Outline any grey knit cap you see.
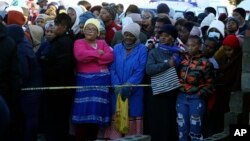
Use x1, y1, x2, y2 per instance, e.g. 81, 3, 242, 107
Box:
103, 5, 117, 20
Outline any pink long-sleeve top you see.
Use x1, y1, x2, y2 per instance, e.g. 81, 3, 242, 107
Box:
74, 39, 114, 73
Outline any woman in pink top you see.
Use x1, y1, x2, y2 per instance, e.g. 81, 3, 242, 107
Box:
72, 18, 114, 141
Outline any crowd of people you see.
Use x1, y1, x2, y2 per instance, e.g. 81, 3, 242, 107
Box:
0, 0, 249, 141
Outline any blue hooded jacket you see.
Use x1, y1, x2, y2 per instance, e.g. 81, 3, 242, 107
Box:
7, 24, 42, 90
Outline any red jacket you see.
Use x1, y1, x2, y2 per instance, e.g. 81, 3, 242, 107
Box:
105, 21, 122, 46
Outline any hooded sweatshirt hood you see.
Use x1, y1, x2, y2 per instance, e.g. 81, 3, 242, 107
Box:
7, 10, 26, 26
207, 20, 225, 38
28, 25, 44, 52
67, 5, 85, 35
7, 24, 24, 43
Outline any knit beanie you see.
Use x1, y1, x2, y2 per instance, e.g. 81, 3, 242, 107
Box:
157, 3, 170, 14
233, 8, 246, 19
79, 11, 96, 25
36, 14, 49, 21
122, 22, 140, 39
159, 24, 178, 39
102, 5, 117, 20
223, 35, 240, 49
227, 17, 240, 28
84, 18, 100, 35
7, 10, 26, 26
207, 20, 225, 38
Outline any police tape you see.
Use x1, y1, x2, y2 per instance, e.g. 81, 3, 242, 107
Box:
21, 84, 152, 91
21, 83, 222, 91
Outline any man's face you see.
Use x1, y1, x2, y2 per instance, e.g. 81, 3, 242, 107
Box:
232, 12, 243, 23
159, 32, 174, 45
226, 20, 238, 34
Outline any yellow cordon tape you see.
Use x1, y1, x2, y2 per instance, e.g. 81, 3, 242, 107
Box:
21, 84, 152, 91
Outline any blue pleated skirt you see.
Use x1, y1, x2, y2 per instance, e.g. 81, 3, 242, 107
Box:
72, 72, 111, 126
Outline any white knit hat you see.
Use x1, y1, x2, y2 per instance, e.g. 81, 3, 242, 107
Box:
122, 22, 140, 39
207, 20, 225, 38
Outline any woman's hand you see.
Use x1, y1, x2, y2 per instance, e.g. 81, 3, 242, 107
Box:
98, 50, 105, 56
168, 57, 176, 67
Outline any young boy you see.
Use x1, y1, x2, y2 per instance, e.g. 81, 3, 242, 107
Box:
176, 35, 215, 141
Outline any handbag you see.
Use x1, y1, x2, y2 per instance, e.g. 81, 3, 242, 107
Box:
115, 94, 129, 134
151, 67, 181, 95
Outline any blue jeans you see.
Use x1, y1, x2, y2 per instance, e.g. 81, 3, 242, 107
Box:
176, 92, 205, 141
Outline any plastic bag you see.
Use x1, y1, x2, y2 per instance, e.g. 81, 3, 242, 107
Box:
115, 94, 129, 134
